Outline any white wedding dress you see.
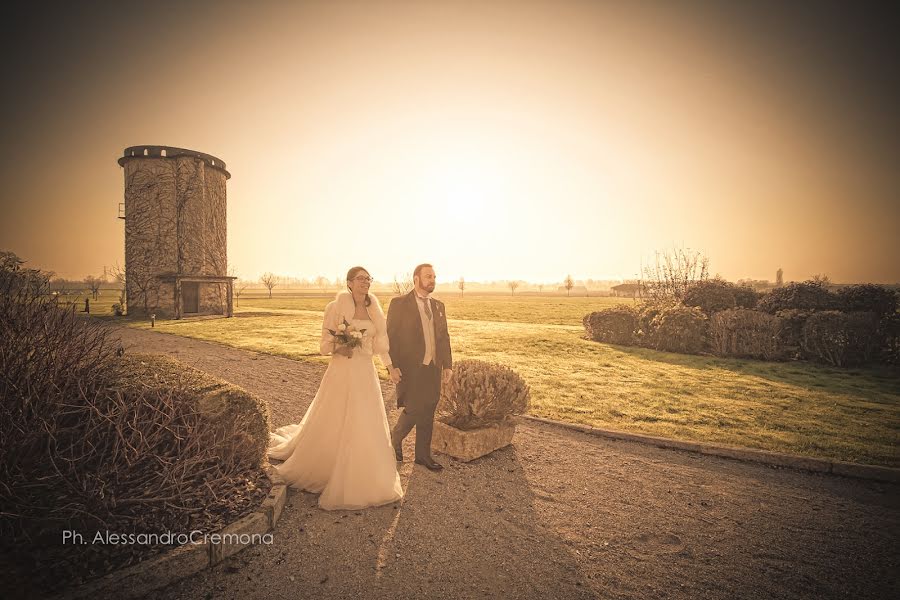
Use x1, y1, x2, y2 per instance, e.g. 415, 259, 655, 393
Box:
268, 294, 403, 510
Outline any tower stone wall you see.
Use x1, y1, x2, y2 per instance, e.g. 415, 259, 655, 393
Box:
118, 146, 232, 318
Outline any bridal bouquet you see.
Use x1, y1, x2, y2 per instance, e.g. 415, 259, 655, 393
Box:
327, 318, 367, 349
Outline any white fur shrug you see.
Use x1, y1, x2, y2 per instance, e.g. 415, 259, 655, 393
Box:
319, 291, 391, 366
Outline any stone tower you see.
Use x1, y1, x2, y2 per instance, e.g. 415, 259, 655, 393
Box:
118, 145, 234, 319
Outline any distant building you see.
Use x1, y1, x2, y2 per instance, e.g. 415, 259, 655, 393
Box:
558, 285, 589, 296
611, 283, 642, 298
118, 146, 235, 319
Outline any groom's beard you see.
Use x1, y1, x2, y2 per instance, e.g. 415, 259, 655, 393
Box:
423, 283, 435, 293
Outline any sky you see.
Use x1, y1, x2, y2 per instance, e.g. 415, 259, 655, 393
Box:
1, 0, 898, 284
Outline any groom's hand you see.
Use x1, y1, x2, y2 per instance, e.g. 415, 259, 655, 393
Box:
388, 366, 402, 384
442, 368, 453, 385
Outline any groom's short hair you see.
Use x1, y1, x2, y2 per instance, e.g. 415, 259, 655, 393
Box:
413, 263, 433, 280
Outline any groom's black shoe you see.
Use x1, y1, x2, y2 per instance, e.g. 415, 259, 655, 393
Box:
393, 444, 403, 462
415, 457, 443, 471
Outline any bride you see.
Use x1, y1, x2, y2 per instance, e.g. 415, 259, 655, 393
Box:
267, 266, 404, 510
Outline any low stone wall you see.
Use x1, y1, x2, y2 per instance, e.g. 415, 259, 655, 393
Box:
56, 463, 287, 600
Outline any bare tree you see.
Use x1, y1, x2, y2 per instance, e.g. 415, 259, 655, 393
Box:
508, 280, 520, 295
642, 248, 709, 301
393, 273, 413, 296
50, 277, 68, 296
776, 267, 784, 287
108, 261, 127, 307
84, 275, 105, 300
260, 272, 278, 298
564, 274, 574, 297
314, 275, 328, 292
234, 279, 249, 307
812, 273, 831, 287
458, 277, 465, 298
538, 283, 544, 294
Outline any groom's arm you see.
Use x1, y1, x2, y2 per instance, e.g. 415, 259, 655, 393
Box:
437, 300, 452, 369
386, 296, 402, 368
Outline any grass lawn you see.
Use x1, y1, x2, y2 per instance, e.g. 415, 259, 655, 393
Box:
56, 292, 121, 315
122, 299, 900, 468
238, 293, 631, 326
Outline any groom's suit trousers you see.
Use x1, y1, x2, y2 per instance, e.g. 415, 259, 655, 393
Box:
392, 361, 441, 460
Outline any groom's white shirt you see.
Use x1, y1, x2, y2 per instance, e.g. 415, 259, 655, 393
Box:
414, 290, 436, 365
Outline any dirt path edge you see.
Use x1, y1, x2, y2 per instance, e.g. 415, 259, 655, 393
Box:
518, 415, 900, 484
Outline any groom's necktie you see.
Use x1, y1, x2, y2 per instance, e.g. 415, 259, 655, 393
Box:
423, 297, 433, 320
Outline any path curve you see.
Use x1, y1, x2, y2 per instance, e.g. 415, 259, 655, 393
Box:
112, 326, 899, 600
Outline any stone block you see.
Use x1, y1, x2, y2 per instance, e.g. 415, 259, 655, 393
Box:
432, 419, 516, 462
261, 484, 287, 527
60, 541, 209, 600
208, 511, 270, 565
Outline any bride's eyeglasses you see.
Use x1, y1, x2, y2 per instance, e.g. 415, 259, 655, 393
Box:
352, 276, 373, 283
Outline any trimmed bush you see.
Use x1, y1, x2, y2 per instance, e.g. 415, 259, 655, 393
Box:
880, 313, 900, 365
801, 311, 880, 367
775, 309, 815, 360
650, 304, 709, 354
438, 359, 530, 430
757, 280, 838, 314
837, 284, 898, 317
710, 309, 784, 360
116, 354, 271, 468
733, 285, 761, 309
0, 256, 270, 595
683, 278, 736, 315
635, 300, 677, 348
583, 305, 638, 345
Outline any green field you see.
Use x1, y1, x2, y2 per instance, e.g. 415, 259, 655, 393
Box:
56, 292, 120, 315
237, 293, 630, 326
121, 294, 900, 468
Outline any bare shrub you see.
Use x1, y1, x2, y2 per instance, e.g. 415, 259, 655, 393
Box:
642, 248, 709, 301
393, 273, 413, 295
438, 360, 530, 430
0, 258, 270, 595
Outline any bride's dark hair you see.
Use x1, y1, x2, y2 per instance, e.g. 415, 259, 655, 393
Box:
346, 266, 372, 307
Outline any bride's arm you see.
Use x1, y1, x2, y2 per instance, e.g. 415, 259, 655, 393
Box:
374, 320, 391, 367
370, 295, 391, 367
319, 301, 339, 356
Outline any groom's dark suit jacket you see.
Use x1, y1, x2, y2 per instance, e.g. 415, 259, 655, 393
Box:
387, 290, 452, 408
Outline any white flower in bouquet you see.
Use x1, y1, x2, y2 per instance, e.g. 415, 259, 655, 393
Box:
327, 318, 367, 350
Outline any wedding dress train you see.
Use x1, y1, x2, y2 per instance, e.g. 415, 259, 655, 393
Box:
268, 300, 403, 510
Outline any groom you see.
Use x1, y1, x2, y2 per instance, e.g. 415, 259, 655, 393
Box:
386, 263, 452, 471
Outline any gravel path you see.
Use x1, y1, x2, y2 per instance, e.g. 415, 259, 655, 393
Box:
112, 326, 899, 600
